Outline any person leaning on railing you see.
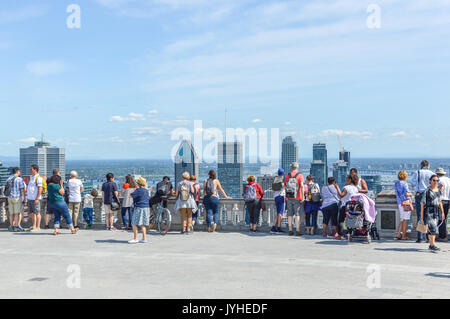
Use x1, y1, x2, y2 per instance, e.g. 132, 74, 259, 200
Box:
203, 170, 230, 233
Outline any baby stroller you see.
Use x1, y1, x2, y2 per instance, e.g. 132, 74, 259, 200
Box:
344, 196, 379, 243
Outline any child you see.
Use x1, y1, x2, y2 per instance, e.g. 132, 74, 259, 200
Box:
83, 189, 98, 229
129, 177, 150, 244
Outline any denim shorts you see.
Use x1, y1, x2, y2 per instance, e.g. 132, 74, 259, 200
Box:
274, 196, 285, 215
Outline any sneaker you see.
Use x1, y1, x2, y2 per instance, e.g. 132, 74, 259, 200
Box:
8, 226, 13, 232
322, 233, 328, 238
295, 231, 303, 237
270, 226, 277, 234
16, 225, 24, 232
415, 239, 422, 243
277, 228, 284, 233
110, 226, 117, 231
44, 225, 50, 229
181, 230, 186, 234
106, 226, 111, 231
139, 239, 148, 243
288, 231, 294, 236
128, 239, 139, 244
429, 245, 441, 252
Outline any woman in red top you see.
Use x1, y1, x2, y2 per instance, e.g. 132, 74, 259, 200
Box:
243, 175, 264, 233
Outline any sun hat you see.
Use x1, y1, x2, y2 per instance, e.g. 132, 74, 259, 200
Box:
136, 177, 147, 187
435, 168, 447, 175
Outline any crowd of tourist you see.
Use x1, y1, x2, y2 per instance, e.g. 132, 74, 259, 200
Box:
2, 159, 449, 249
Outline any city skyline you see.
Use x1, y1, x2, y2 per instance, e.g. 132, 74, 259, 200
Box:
0, 1, 450, 159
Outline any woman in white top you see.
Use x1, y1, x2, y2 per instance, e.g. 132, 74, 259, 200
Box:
350, 168, 369, 194
202, 170, 229, 233
334, 175, 359, 239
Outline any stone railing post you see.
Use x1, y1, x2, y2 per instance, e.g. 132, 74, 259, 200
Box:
93, 198, 103, 227
0, 198, 6, 224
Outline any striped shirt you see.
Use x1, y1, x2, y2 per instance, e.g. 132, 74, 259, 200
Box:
6, 175, 26, 199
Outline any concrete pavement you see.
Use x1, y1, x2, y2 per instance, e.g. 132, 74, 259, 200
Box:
0, 228, 449, 299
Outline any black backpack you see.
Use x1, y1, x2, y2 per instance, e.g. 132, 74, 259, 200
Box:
4, 176, 17, 197
156, 180, 169, 197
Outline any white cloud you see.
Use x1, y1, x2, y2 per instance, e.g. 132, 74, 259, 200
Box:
132, 127, 163, 135
19, 137, 37, 143
109, 113, 146, 122
147, 109, 158, 115
321, 129, 373, 137
26, 60, 67, 76
391, 131, 407, 137
252, 118, 262, 123
165, 33, 215, 54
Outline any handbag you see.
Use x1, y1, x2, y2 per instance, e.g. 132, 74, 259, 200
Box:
109, 184, 121, 211
401, 199, 414, 212
416, 220, 428, 234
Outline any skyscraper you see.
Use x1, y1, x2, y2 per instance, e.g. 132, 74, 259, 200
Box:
174, 140, 199, 185
20, 139, 65, 178
281, 136, 298, 173
310, 143, 328, 187
0, 162, 10, 188
339, 150, 351, 167
362, 175, 383, 195
332, 160, 350, 188
218, 141, 243, 199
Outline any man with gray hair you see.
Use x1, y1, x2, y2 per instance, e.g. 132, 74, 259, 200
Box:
411, 160, 434, 243
67, 170, 84, 229
284, 162, 305, 236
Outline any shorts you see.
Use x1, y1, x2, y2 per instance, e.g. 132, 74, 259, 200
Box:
8, 197, 23, 216
27, 200, 41, 214
286, 200, 304, 217
274, 195, 285, 214
322, 203, 339, 227
398, 205, 411, 221
104, 204, 116, 216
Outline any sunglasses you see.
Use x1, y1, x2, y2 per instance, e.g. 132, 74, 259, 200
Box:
431, 179, 439, 182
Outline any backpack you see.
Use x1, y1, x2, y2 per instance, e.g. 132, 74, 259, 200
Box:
4, 176, 17, 197
180, 182, 189, 201
285, 173, 300, 199
309, 183, 321, 204
244, 184, 257, 203
156, 180, 169, 197
32, 175, 47, 196
272, 175, 284, 191
205, 179, 216, 196
192, 183, 199, 200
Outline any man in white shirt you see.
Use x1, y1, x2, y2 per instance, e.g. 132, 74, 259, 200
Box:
410, 160, 435, 243
27, 165, 43, 232
436, 168, 449, 242
67, 170, 84, 229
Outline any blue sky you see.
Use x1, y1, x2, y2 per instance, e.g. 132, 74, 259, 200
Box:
0, 0, 449, 160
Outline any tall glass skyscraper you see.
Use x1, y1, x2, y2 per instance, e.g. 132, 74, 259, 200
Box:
0, 161, 10, 188
174, 140, 199, 185
218, 141, 243, 199
310, 143, 328, 187
20, 139, 65, 178
281, 136, 298, 173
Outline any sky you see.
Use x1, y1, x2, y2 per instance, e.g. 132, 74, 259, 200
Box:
0, 0, 449, 160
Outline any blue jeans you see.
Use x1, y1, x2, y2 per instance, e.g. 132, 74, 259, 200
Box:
305, 211, 318, 227
121, 207, 133, 228
83, 207, 94, 227
204, 196, 220, 227
49, 201, 73, 229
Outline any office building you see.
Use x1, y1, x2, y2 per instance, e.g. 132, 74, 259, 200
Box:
218, 142, 243, 199
332, 160, 350, 189
310, 143, 328, 187
362, 175, 383, 195
339, 150, 351, 167
20, 139, 65, 178
281, 136, 298, 174
174, 140, 199, 185
257, 175, 275, 198
0, 162, 10, 188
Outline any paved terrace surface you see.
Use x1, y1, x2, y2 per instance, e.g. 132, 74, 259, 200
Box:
0, 229, 449, 299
